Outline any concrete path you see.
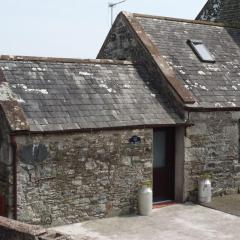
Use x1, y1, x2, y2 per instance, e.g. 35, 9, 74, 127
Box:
52, 204, 240, 240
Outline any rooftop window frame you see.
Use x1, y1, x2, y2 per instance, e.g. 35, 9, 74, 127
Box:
187, 39, 216, 63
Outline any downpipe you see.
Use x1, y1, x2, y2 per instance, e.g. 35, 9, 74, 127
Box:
10, 135, 17, 220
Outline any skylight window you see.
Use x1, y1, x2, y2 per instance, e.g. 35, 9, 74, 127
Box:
187, 39, 215, 63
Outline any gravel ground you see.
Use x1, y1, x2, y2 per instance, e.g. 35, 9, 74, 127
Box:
202, 194, 240, 216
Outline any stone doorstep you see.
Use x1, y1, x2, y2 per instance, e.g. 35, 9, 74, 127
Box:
39, 231, 72, 240
0, 216, 72, 240
0, 216, 46, 236
153, 201, 176, 209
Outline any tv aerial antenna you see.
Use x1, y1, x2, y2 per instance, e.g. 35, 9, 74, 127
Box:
109, 0, 127, 25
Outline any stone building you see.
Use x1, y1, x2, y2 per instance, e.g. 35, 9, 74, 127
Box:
0, 56, 183, 225
1, 0, 240, 226
196, 0, 240, 26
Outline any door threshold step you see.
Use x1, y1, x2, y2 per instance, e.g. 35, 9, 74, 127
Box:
153, 199, 172, 205
153, 201, 175, 209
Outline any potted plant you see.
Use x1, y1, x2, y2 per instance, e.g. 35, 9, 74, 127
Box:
198, 172, 212, 203
138, 180, 152, 216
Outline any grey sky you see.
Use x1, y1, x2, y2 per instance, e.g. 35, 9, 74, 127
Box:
0, 0, 207, 58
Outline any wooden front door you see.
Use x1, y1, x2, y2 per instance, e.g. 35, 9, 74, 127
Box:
153, 128, 175, 202
0, 195, 5, 216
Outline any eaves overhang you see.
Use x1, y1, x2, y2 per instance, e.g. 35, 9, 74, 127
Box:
0, 69, 29, 132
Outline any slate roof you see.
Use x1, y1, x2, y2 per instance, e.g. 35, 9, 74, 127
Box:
0, 56, 183, 132
128, 13, 240, 109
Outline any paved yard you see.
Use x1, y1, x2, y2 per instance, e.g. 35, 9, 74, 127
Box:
202, 194, 240, 217
52, 204, 240, 240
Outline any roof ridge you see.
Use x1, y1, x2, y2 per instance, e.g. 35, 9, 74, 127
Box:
132, 12, 240, 29
0, 55, 135, 65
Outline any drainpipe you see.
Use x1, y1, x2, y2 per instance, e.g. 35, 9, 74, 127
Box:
10, 135, 17, 220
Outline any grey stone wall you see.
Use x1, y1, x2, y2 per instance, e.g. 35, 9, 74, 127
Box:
185, 111, 240, 201
0, 109, 11, 217
15, 128, 152, 226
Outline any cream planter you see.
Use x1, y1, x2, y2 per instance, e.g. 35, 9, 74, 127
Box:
138, 185, 152, 216
198, 179, 212, 203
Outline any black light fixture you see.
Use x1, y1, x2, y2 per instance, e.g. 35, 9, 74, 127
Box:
129, 135, 141, 145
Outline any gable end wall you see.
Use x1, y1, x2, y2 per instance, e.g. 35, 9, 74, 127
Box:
98, 14, 186, 119
197, 0, 240, 27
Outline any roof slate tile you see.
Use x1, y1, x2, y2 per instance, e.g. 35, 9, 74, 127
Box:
136, 15, 240, 108
0, 59, 183, 131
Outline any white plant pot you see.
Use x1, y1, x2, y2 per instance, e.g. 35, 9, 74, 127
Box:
138, 185, 152, 216
198, 179, 212, 203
